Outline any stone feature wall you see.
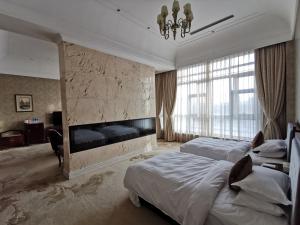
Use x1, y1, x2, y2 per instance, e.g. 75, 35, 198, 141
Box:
0, 74, 61, 132
58, 42, 156, 177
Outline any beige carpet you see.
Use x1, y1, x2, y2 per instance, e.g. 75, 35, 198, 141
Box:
0, 141, 180, 225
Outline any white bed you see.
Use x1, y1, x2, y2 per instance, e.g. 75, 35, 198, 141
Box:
180, 137, 251, 162
124, 152, 290, 225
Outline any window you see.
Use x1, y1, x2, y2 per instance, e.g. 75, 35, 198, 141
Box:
173, 51, 261, 140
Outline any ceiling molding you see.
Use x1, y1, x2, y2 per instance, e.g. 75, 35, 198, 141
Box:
0, 0, 297, 72
58, 18, 175, 69
292, 0, 300, 38
177, 12, 264, 47
94, 0, 178, 48
0, 2, 175, 70
176, 29, 292, 68
0, 13, 59, 43
62, 33, 175, 70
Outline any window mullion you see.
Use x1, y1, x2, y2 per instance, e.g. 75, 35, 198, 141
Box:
229, 57, 233, 138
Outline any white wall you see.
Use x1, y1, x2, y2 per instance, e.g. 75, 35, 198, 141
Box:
0, 30, 59, 79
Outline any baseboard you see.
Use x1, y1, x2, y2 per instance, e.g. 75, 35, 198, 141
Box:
66, 149, 145, 179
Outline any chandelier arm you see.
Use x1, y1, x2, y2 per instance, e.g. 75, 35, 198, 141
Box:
165, 25, 170, 39
162, 23, 170, 39
178, 18, 183, 26
181, 27, 186, 38
162, 22, 168, 37
167, 20, 174, 27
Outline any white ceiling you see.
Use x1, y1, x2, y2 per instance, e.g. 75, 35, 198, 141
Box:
0, 0, 298, 77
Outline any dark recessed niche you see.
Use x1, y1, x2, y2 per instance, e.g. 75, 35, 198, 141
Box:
69, 117, 156, 154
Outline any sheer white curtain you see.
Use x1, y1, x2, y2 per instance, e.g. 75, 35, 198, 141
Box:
173, 51, 261, 141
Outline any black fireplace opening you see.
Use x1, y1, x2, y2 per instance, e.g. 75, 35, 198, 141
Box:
69, 117, 156, 153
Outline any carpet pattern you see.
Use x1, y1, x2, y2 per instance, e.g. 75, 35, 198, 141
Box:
0, 142, 180, 225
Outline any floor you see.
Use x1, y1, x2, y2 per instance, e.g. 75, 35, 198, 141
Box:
0, 141, 180, 225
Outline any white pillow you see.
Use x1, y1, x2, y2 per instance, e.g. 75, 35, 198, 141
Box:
233, 191, 285, 216
253, 166, 290, 193
211, 202, 289, 225
253, 140, 287, 153
258, 151, 286, 158
231, 166, 291, 205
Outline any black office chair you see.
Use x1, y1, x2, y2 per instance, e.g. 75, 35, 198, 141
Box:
48, 129, 64, 167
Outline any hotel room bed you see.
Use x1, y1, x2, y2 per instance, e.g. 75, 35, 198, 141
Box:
180, 123, 296, 162
124, 136, 300, 225
180, 137, 251, 162
124, 152, 233, 225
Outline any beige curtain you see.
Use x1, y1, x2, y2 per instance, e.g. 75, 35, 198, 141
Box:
155, 74, 164, 139
255, 43, 286, 139
163, 70, 177, 141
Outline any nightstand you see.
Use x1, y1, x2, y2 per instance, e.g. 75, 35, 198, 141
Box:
261, 162, 290, 174
249, 151, 289, 174
24, 122, 45, 145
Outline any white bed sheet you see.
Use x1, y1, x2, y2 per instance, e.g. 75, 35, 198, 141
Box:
180, 137, 251, 162
124, 152, 233, 225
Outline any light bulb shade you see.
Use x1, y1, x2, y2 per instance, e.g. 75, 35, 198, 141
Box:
184, 3, 191, 16
161, 5, 168, 17
172, 0, 180, 13
157, 14, 163, 25
157, 14, 164, 31
187, 11, 194, 22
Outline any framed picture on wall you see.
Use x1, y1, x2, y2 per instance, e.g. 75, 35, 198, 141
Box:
15, 94, 33, 112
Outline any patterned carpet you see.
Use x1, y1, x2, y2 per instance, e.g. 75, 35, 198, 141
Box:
0, 141, 180, 225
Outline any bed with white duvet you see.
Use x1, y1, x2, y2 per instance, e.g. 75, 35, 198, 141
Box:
180, 137, 251, 162
124, 151, 294, 225
180, 123, 296, 163
124, 152, 232, 225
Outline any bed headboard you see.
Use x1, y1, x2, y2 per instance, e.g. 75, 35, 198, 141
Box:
286, 123, 296, 162
289, 132, 300, 225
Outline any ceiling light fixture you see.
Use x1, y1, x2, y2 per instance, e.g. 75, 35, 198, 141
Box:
157, 0, 193, 40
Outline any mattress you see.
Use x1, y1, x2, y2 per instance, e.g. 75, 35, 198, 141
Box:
180, 137, 251, 162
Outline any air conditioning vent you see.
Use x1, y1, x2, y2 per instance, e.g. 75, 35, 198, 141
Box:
190, 14, 234, 35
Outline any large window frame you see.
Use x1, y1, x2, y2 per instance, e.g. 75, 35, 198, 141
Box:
174, 51, 261, 140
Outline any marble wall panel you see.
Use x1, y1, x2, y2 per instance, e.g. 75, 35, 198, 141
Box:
61, 42, 155, 126
70, 134, 157, 172
59, 41, 156, 176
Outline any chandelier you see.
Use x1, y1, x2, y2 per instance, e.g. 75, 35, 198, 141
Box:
157, 0, 193, 40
